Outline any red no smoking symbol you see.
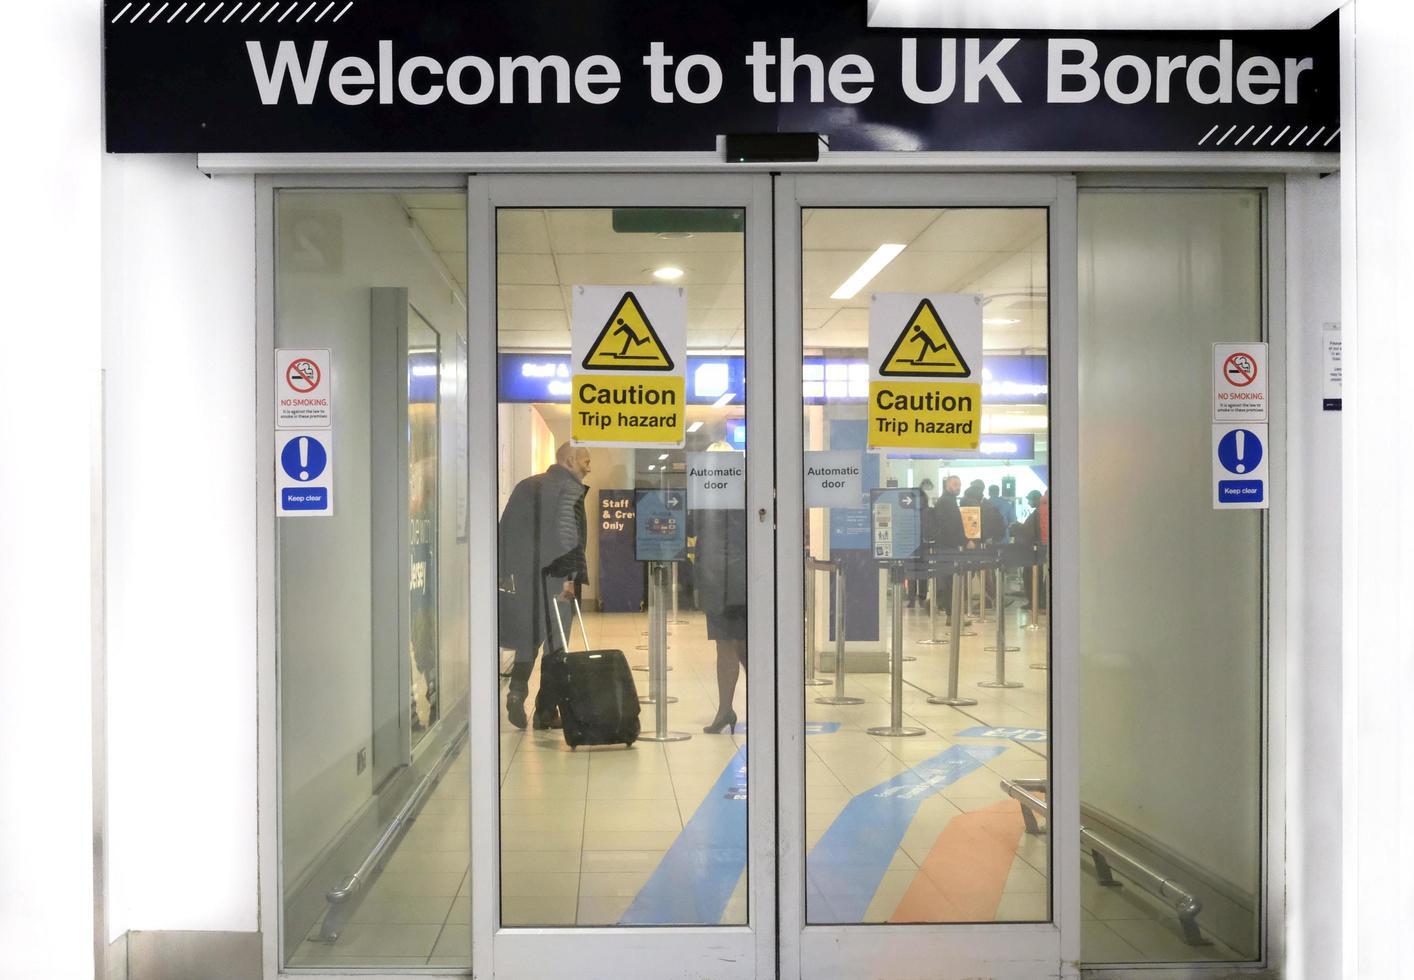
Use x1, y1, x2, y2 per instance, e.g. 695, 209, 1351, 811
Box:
1223, 352, 1257, 387
286, 358, 321, 393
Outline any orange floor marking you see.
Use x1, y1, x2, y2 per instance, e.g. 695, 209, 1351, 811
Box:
889, 800, 1026, 923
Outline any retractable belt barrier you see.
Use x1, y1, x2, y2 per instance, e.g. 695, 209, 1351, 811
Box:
981, 543, 1033, 689
638, 561, 689, 742
925, 548, 996, 709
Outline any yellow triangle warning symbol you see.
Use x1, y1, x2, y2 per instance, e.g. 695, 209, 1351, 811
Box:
581, 292, 675, 371
878, 298, 972, 378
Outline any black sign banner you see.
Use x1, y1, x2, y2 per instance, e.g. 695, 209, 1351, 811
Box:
103, 0, 1340, 154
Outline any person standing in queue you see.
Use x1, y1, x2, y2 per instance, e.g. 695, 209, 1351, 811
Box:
695, 436, 748, 734
906, 478, 936, 609
934, 474, 966, 621
498, 442, 591, 730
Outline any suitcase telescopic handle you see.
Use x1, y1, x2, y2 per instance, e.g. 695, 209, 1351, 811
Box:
549, 587, 591, 653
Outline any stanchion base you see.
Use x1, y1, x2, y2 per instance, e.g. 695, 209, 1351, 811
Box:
631, 664, 672, 671
639, 731, 692, 742
916, 638, 949, 646
961, 629, 978, 637
816, 696, 865, 705
927, 695, 978, 706
984, 645, 1022, 653
1025, 623, 1045, 632
669, 619, 688, 625
1029, 663, 1049, 671
866, 725, 926, 737
638, 695, 679, 704
902, 655, 917, 662
979, 680, 1023, 689
804, 678, 832, 687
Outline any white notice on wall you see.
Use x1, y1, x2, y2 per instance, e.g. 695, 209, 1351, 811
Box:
1323, 322, 1342, 410
686, 451, 745, 510
1212, 342, 1267, 422
804, 450, 864, 508
276, 348, 332, 428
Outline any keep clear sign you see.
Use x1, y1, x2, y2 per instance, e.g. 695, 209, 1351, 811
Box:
276, 430, 333, 516
1213, 423, 1268, 510
571, 286, 686, 448
868, 293, 983, 450
686, 451, 745, 510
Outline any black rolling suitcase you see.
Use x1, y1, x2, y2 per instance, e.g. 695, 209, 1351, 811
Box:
548, 597, 640, 749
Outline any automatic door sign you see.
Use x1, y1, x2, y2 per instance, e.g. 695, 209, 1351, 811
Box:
1212, 423, 1268, 510
804, 450, 864, 508
276, 348, 331, 428
571, 286, 686, 448
1213, 342, 1268, 422
686, 451, 745, 510
634, 489, 687, 561
868, 293, 983, 450
276, 430, 334, 515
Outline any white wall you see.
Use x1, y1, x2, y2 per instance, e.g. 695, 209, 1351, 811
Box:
1285, 173, 1344, 980
1343, 3, 1414, 978
103, 156, 258, 937
0, 2, 101, 977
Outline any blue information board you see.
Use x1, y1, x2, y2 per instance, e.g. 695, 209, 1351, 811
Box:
634, 489, 687, 562
870, 488, 924, 560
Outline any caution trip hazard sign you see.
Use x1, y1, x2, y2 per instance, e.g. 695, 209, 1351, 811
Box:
571, 285, 687, 447
868, 293, 983, 450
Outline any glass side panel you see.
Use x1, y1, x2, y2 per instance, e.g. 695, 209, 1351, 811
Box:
275, 190, 470, 969
494, 207, 750, 927
1078, 189, 1263, 964
800, 207, 1052, 925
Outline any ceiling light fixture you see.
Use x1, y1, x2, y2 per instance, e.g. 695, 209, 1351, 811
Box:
712, 393, 735, 408
658, 453, 669, 460
830, 243, 906, 300
687, 420, 704, 433
984, 317, 1021, 326
653, 266, 685, 281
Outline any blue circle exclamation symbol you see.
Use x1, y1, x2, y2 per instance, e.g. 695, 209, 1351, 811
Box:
281, 435, 327, 482
1217, 428, 1262, 475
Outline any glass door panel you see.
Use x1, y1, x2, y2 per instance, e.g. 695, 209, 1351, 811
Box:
776, 175, 1076, 980
468, 175, 776, 980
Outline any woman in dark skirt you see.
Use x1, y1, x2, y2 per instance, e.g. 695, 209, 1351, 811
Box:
693, 505, 748, 734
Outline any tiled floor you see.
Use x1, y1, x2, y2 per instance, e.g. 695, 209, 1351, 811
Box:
291, 574, 1246, 968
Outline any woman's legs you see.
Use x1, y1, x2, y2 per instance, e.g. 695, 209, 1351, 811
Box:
708, 638, 746, 729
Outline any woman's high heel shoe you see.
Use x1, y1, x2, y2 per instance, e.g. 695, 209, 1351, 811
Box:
703, 709, 737, 734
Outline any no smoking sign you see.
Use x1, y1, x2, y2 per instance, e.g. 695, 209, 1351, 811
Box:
276, 348, 331, 428
1213, 342, 1267, 422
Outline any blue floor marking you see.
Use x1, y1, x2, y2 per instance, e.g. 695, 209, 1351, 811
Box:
619, 746, 748, 925
956, 725, 1047, 742
805, 743, 1007, 924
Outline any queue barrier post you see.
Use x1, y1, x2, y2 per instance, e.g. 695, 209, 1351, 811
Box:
817, 562, 865, 706
868, 562, 925, 737
979, 550, 1022, 690
637, 561, 690, 741
804, 556, 833, 687
928, 550, 978, 708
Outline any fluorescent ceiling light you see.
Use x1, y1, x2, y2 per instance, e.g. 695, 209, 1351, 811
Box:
653, 266, 685, 281
647, 464, 656, 471
712, 392, 735, 407
658, 453, 669, 460
831, 243, 906, 300
984, 318, 1021, 326
687, 420, 704, 433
